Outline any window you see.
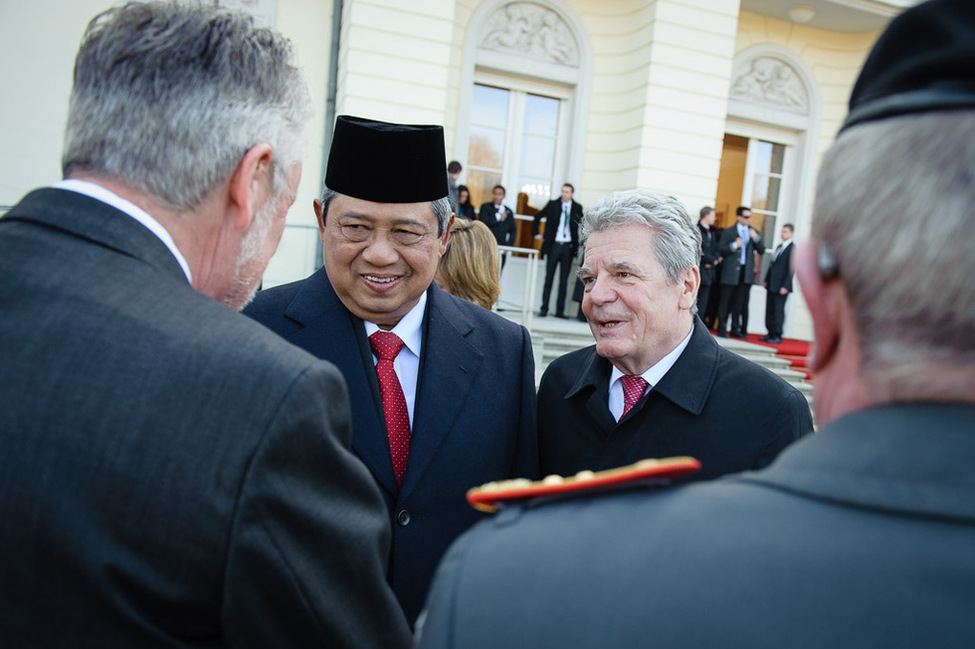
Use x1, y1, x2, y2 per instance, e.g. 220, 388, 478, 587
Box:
747, 139, 787, 246
465, 80, 566, 212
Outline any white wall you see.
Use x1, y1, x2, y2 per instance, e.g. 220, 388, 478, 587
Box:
0, 1, 113, 208
336, 0, 457, 123
0, 0, 333, 286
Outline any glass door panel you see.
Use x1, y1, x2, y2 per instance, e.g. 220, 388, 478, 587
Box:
518, 93, 559, 208
747, 140, 787, 245
467, 84, 510, 207
467, 80, 565, 219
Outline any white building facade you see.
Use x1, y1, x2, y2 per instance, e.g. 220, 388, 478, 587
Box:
0, 0, 914, 340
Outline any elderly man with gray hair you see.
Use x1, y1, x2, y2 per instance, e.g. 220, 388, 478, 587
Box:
0, 3, 410, 647
536, 189, 812, 481
417, 1, 975, 647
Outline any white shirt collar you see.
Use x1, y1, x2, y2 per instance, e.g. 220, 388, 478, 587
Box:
608, 326, 694, 421
363, 290, 427, 359
52, 179, 192, 283
363, 291, 427, 426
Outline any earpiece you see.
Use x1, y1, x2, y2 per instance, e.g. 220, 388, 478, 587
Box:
818, 241, 839, 278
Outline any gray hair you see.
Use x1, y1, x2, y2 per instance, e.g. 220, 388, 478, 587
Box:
320, 187, 453, 237
814, 110, 975, 396
62, 1, 313, 211
582, 189, 701, 288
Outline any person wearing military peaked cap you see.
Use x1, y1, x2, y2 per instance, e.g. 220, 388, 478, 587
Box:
415, 1, 975, 646
244, 115, 538, 626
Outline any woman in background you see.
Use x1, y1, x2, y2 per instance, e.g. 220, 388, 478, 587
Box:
455, 185, 476, 220
435, 218, 500, 310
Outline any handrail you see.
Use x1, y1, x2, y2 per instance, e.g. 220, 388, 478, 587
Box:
497, 245, 539, 329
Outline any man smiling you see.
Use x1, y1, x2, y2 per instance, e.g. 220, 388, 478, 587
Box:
244, 115, 538, 626
537, 190, 811, 480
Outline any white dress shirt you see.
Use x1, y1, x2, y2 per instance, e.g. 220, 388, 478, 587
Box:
364, 291, 427, 426
555, 201, 572, 243
737, 224, 750, 265
608, 327, 693, 422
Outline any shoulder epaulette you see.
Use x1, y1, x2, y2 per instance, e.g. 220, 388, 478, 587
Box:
467, 456, 701, 513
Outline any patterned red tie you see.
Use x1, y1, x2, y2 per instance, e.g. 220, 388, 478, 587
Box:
369, 331, 411, 486
621, 375, 649, 417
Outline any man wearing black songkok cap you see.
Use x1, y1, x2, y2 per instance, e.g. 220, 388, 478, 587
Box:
416, 1, 975, 646
244, 115, 538, 626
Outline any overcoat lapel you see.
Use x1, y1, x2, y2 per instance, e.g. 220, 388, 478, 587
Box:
564, 351, 617, 436
399, 285, 482, 501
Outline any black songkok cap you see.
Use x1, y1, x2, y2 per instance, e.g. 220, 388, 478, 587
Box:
842, 0, 975, 132
325, 115, 449, 203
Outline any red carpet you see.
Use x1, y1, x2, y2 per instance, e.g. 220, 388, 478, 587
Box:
742, 333, 811, 357
711, 330, 815, 380
745, 334, 814, 380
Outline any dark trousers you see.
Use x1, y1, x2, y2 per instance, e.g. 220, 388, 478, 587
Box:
540, 242, 573, 315
697, 283, 712, 322
765, 291, 788, 338
717, 267, 750, 334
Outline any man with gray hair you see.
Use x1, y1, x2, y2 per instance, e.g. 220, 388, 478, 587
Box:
416, 1, 975, 646
535, 189, 811, 480
0, 3, 410, 647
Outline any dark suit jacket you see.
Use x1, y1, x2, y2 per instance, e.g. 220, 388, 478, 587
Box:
698, 224, 720, 285
477, 201, 516, 247
418, 405, 975, 648
244, 271, 538, 623
531, 198, 582, 258
456, 201, 476, 220
718, 224, 766, 285
537, 318, 812, 480
0, 189, 410, 648
764, 241, 794, 292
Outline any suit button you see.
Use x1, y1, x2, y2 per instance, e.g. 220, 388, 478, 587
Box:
396, 509, 411, 527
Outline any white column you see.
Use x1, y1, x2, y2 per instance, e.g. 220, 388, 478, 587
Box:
338, 0, 458, 124
635, 0, 741, 212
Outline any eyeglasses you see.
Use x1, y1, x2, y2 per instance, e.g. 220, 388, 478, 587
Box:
338, 222, 435, 247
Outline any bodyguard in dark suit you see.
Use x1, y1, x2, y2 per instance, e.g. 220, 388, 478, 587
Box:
716, 205, 765, 337
532, 183, 583, 317
477, 184, 516, 267
532, 190, 810, 479
245, 116, 538, 626
417, 3, 975, 645
761, 223, 795, 344
0, 5, 409, 647
696, 206, 720, 318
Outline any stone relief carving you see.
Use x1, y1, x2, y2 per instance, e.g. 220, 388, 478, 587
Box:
480, 2, 579, 67
731, 57, 809, 114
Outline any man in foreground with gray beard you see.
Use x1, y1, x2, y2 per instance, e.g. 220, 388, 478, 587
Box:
416, 0, 975, 646
0, 3, 409, 647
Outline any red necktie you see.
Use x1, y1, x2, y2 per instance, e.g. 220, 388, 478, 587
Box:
369, 331, 411, 485
621, 375, 649, 417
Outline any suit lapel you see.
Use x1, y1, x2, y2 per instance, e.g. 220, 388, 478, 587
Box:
281, 270, 399, 495
6, 189, 188, 284
399, 285, 482, 500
